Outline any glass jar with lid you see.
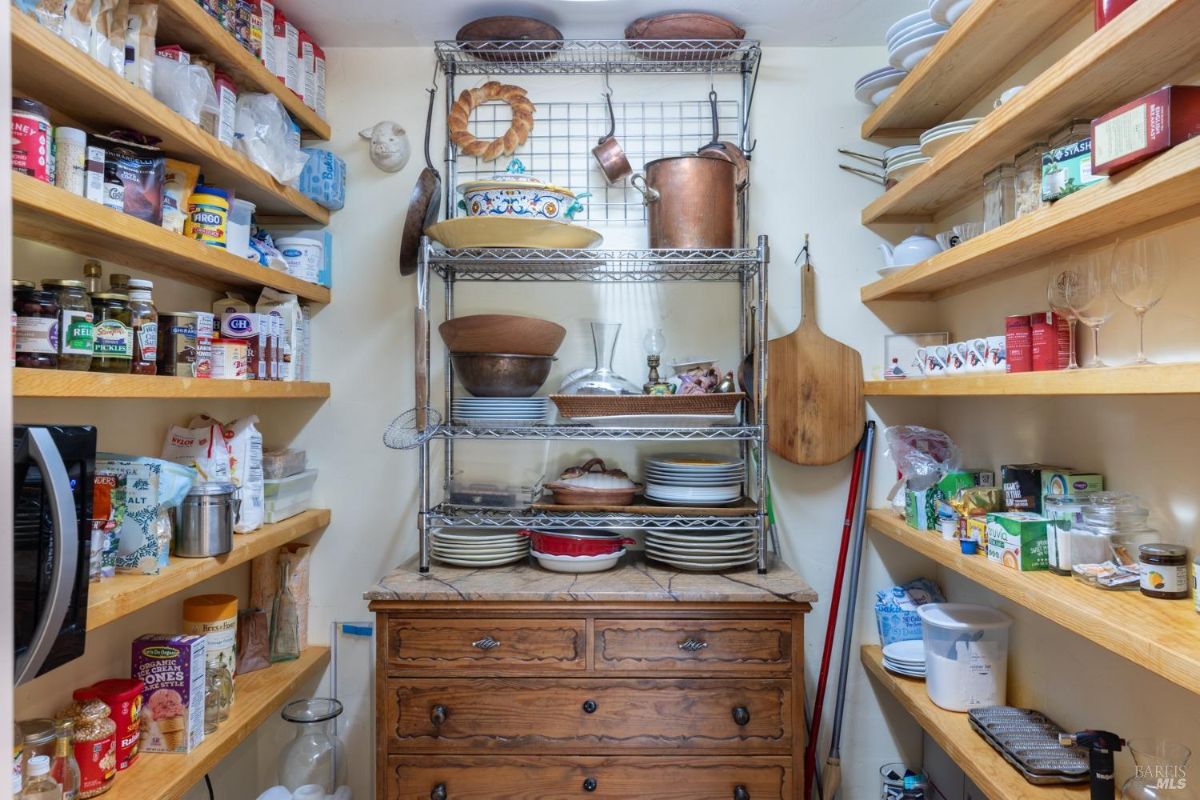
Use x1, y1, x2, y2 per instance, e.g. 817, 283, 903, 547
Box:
13, 280, 59, 369
1138, 543, 1189, 600
44, 279, 94, 371
983, 164, 1016, 231
277, 698, 347, 792
90, 293, 133, 373
1044, 494, 1088, 575
1073, 492, 1156, 589
1049, 119, 1093, 150
127, 279, 158, 375
1015, 142, 1048, 218
107, 273, 130, 293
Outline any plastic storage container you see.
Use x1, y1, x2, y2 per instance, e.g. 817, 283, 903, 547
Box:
263, 469, 318, 523
263, 449, 307, 480
227, 199, 256, 258
917, 603, 1011, 711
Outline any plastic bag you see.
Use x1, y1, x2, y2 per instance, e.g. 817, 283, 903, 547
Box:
236, 609, 271, 675
96, 453, 197, 574
251, 543, 310, 648
162, 420, 232, 482
188, 413, 263, 532
63, 0, 97, 53
883, 425, 961, 491
233, 92, 308, 184
92, 0, 128, 75
15, 0, 65, 36
152, 55, 218, 125
124, 1, 158, 91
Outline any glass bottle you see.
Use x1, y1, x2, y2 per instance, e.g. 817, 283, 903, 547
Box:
1122, 739, 1191, 800
277, 699, 346, 793
22, 756, 62, 800
270, 561, 301, 662
49, 721, 79, 800
89, 293, 133, 374
44, 280, 94, 371
204, 664, 233, 734
559, 322, 641, 395
12, 722, 23, 798
126, 279, 157, 375
81, 261, 103, 295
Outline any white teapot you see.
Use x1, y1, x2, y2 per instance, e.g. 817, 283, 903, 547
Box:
878, 228, 942, 268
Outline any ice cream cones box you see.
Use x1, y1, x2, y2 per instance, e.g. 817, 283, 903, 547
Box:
986, 512, 1050, 571
131, 634, 206, 753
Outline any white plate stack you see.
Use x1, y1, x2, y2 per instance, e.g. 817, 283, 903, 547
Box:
854, 67, 907, 107
887, 9, 948, 72
882, 639, 927, 679
645, 529, 758, 572
885, 148, 932, 185
431, 530, 530, 567
930, 0, 976, 27
452, 397, 549, 426
919, 118, 983, 157
643, 454, 745, 507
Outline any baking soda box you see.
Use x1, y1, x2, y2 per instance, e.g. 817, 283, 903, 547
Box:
131, 634, 206, 753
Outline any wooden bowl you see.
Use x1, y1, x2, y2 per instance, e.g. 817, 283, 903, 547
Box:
457, 16, 564, 63
545, 483, 640, 507
439, 314, 566, 356
625, 12, 745, 61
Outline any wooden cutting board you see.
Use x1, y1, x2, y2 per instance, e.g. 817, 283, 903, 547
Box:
767, 257, 864, 465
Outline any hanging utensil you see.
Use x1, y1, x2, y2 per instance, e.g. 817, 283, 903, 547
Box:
838, 164, 885, 185
399, 74, 443, 277
592, 74, 632, 183
697, 88, 749, 189
837, 147, 885, 166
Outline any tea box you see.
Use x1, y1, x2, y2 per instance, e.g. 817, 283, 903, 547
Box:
986, 512, 1050, 572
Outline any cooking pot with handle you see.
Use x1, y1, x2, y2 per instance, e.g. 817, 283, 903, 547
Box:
631, 155, 736, 249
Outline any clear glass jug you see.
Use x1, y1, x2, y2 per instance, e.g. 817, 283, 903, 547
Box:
1122, 739, 1191, 799
277, 698, 346, 793
560, 322, 640, 395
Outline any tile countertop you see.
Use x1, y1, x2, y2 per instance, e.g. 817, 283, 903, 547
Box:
365, 553, 818, 604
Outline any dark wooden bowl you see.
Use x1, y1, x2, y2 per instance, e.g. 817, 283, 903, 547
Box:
457, 16, 564, 63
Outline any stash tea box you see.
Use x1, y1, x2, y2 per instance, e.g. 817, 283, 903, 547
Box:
986, 513, 1050, 572
1092, 85, 1200, 175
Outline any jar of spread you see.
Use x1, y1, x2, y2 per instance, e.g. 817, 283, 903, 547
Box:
185, 186, 230, 247
44, 279, 94, 371
13, 280, 59, 369
90, 293, 133, 373
11, 98, 51, 182
127, 279, 158, 375
1139, 543, 1189, 600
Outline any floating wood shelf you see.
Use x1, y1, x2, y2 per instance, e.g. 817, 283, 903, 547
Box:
11, 9, 329, 223
86, 509, 330, 631
862, 0, 1089, 139
105, 646, 330, 800
867, 511, 1200, 698
13, 175, 331, 304
862, 645, 1088, 800
862, 0, 1200, 224
861, 138, 1200, 302
15, 367, 332, 400
155, 0, 330, 139
863, 363, 1200, 396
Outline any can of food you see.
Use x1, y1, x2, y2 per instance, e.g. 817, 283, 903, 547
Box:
157, 312, 200, 377
184, 185, 229, 247
210, 338, 247, 379
73, 679, 144, 771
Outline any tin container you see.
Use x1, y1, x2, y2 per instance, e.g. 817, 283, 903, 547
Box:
12, 98, 51, 182
176, 482, 238, 557
157, 312, 201, 377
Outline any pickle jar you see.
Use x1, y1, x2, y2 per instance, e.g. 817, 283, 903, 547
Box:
127, 279, 158, 375
108, 273, 130, 293
90, 293, 133, 373
13, 280, 59, 370
43, 279, 94, 371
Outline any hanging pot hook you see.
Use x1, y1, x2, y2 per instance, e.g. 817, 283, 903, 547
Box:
700, 88, 722, 152
600, 86, 617, 144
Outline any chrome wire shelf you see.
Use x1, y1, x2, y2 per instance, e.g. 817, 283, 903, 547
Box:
429, 247, 761, 282
427, 504, 762, 531
434, 39, 761, 75
439, 424, 762, 441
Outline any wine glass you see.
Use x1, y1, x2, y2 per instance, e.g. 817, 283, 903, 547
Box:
1111, 236, 1173, 365
1064, 249, 1115, 369
1046, 264, 1080, 369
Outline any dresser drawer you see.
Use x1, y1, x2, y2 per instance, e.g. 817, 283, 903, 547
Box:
385, 678, 791, 753
385, 618, 586, 672
594, 619, 793, 673
385, 755, 793, 799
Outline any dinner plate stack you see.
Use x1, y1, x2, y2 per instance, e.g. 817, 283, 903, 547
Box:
645, 529, 758, 572
882, 639, 927, 679
887, 9, 948, 72
885, 150, 931, 184
919, 118, 983, 157
431, 530, 529, 567
930, 0, 976, 27
643, 454, 745, 506
452, 396, 549, 426
854, 67, 906, 107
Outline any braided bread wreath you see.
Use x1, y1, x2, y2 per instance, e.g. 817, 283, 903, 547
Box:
448, 81, 536, 162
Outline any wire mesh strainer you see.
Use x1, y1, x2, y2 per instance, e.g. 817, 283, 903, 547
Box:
383, 407, 442, 450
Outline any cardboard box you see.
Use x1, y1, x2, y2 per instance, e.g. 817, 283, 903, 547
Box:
1092, 85, 1200, 175
1001, 464, 1071, 514
905, 488, 938, 531
1042, 137, 1104, 201
131, 634, 206, 753
1041, 470, 1103, 499
986, 512, 1049, 571
965, 515, 989, 549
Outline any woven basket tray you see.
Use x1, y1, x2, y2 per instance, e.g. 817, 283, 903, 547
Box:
551, 393, 745, 418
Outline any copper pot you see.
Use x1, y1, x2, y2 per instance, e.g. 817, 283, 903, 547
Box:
631, 155, 736, 248
592, 92, 632, 183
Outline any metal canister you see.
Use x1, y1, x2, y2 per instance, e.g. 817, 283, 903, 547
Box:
175, 482, 237, 558
157, 312, 200, 377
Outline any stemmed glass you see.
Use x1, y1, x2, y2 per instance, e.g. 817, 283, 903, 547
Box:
1111, 236, 1173, 365
1046, 265, 1080, 370
1064, 249, 1115, 369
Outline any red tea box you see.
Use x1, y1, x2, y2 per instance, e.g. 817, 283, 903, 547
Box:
1092, 85, 1200, 175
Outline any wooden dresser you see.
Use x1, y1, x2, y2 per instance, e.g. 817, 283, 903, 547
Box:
368, 555, 816, 800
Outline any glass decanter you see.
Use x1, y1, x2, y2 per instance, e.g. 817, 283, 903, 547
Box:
1122, 739, 1191, 799
560, 322, 641, 395
278, 698, 347, 793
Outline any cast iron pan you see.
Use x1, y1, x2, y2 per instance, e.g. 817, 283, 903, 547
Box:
400, 87, 442, 276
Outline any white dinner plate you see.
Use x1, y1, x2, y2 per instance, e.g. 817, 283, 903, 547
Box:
888, 20, 946, 50
888, 31, 946, 71
855, 66, 904, 88
883, 639, 927, 663
574, 414, 738, 429
930, 0, 974, 26
648, 530, 758, 544
431, 552, 528, 567
433, 532, 526, 543
854, 73, 905, 106
645, 544, 757, 560
647, 553, 758, 571
885, 10, 931, 45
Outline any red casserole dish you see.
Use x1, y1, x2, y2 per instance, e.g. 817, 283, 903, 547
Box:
519, 529, 635, 557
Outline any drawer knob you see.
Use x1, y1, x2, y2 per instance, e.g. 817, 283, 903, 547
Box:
583, 778, 598, 792
732, 706, 751, 726
678, 637, 709, 652
471, 635, 501, 650
582, 699, 598, 714
430, 705, 448, 726
734, 785, 750, 800
431, 784, 447, 800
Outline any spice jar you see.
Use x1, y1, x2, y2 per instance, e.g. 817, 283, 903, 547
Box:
11, 98, 51, 182
1015, 143, 1048, 218
1139, 544, 1189, 600
983, 164, 1016, 231
89, 293, 133, 374
44, 279, 94, 371
58, 699, 115, 798
14, 280, 59, 369
82, 261, 103, 294
54, 127, 88, 197
127, 279, 158, 375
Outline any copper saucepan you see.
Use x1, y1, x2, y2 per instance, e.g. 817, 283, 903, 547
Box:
592, 92, 632, 183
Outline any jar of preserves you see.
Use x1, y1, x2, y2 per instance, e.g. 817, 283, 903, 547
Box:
107, 274, 130, 293
127, 279, 158, 375
13, 280, 59, 369
89, 293, 133, 374
44, 279, 94, 371
1139, 543, 1189, 600
58, 699, 115, 798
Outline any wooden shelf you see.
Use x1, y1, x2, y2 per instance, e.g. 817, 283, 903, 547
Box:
862, 0, 1089, 139
862, 0, 1200, 224
11, 9, 328, 224
14, 175, 331, 304
106, 646, 330, 800
867, 510, 1200, 698
861, 138, 1200, 302
15, 367, 331, 400
86, 509, 330, 630
861, 645, 1087, 800
864, 363, 1200, 396
155, 0, 330, 140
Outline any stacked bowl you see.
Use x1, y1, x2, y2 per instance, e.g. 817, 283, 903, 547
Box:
643, 454, 744, 507
645, 528, 758, 572
887, 9, 948, 72
431, 529, 530, 567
